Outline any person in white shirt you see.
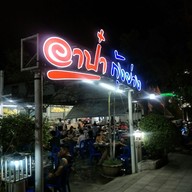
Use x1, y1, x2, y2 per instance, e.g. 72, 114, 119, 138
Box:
76, 129, 86, 146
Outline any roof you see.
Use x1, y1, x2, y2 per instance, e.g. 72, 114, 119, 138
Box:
66, 98, 129, 119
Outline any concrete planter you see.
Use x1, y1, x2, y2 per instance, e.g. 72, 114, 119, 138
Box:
102, 163, 122, 177
138, 156, 168, 172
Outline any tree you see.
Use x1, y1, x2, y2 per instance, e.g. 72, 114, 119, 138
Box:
0, 114, 51, 154
139, 113, 181, 159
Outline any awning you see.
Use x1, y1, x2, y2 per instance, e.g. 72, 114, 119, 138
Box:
65, 98, 129, 119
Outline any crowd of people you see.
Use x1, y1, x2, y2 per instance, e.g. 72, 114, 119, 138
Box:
43, 118, 129, 191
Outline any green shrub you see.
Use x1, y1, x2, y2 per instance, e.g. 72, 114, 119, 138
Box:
139, 113, 181, 159
102, 157, 122, 166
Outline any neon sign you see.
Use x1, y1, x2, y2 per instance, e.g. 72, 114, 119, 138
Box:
111, 50, 141, 91
43, 29, 142, 91
43, 29, 107, 80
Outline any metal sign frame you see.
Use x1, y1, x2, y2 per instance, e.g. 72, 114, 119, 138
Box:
20, 34, 39, 71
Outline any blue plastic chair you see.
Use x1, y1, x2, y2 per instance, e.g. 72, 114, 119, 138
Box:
88, 140, 102, 164
77, 139, 90, 158
119, 145, 131, 159
117, 145, 131, 174
50, 145, 60, 168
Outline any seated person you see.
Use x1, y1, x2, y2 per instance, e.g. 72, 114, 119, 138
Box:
76, 129, 86, 146
115, 137, 128, 157
95, 129, 107, 144
87, 125, 94, 140
74, 129, 87, 157
95, 130, 109, 165
43, 130, 60, 168
44, 144, 73, 192
66, 125, 76, 140
44, 130, 60, 151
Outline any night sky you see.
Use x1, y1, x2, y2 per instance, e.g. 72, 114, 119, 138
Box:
2, 1, 184, 49
1, 1, 192, 90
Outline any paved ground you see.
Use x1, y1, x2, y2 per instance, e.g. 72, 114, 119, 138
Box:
6, 147, 191, 192
70, 151, 192, 192
69, 157, 114, 192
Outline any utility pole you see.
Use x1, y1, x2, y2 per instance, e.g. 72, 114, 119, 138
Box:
0, 70, 4, 118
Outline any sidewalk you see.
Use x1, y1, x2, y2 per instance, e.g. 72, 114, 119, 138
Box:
70, 152, 192, 192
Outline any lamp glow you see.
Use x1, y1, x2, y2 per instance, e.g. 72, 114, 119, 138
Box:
149, 94, 156, 100
134, 129, 143, 140
99, 82, 124, 93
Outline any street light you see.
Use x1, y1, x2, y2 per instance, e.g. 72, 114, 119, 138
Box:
134, 129, 143, 172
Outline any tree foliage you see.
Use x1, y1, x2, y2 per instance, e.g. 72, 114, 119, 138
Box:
0, 114, 51, 154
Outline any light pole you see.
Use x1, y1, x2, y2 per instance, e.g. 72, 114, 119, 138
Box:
127, 89, 137, 174
34, 71, 43, 192
21, 34, 43, 192
108, 91, 112, 158
0, 70, 4, 118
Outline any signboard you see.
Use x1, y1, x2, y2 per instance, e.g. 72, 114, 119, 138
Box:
42, 29, 142, 91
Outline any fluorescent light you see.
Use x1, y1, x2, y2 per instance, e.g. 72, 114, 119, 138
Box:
3, 104, 17, 108
99, 82, 124, 93
82, 80, 94, 84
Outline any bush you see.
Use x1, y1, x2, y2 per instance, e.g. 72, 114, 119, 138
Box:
102, 157, 122, 166
139, 113, 181, 159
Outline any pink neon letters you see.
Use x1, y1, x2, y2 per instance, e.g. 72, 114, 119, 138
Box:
43, 29, 107, 80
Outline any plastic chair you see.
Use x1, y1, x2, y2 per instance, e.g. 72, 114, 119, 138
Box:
88, 140, 102, 164
64, 141, 76, 158
117, 145, 131, 174
119, 145, 131, 159
50, 145, 60, 168
68, 142, 76, 158
78, 139, 90, 158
